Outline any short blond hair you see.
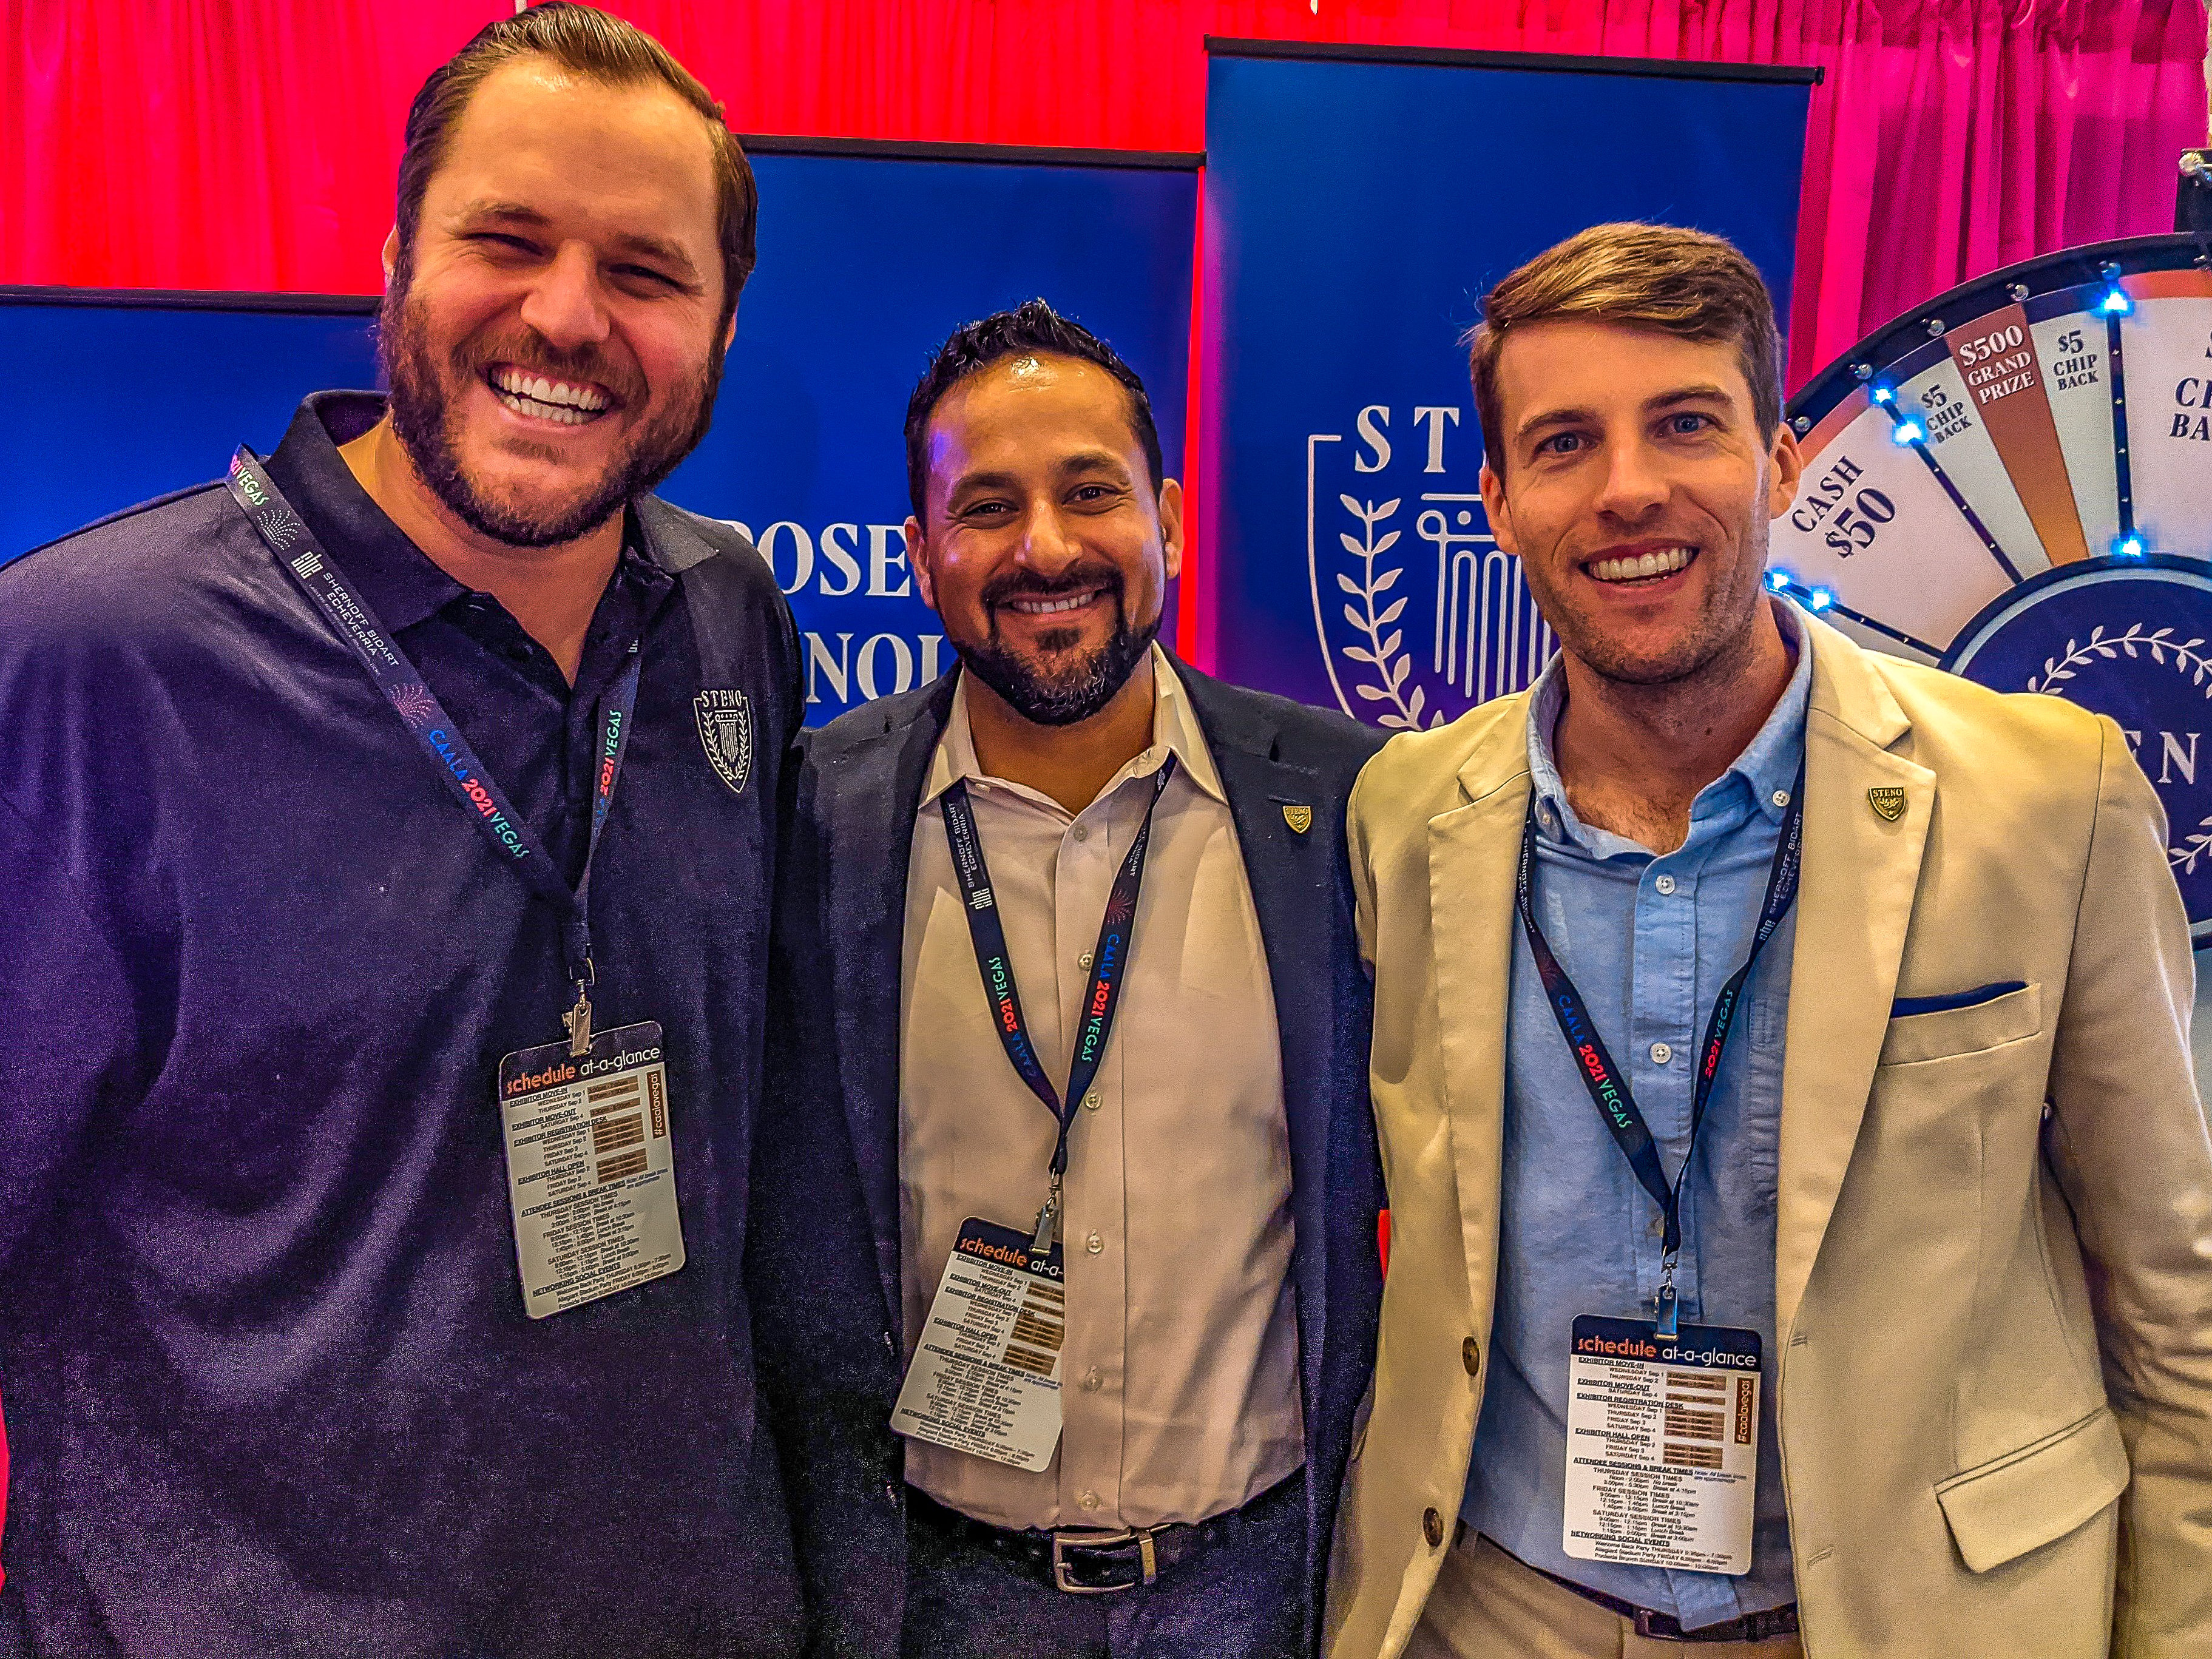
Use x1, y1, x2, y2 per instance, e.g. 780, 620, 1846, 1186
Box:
1469, 222, 1783, 475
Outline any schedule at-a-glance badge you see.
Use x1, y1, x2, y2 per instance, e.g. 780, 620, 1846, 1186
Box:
1563, 1314, 1763, 1576
497, 1021, 683, 1318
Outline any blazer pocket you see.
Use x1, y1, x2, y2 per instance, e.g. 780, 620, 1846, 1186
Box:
1934, 1405, 2129, 1573
1880, 981, 2043, 1067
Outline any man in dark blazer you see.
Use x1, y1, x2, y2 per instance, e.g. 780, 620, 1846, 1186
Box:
753, 302, 1385, 1658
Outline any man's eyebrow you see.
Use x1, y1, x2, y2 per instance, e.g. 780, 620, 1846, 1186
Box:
1646, 383, 1735, 412
448, 201, 706, 286
945, 468, 1023, 500
1514, 405, 1595, 442
1054, 449, 1132, 478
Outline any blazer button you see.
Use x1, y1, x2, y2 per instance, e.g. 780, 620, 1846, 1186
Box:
1422, 1507, 1445, 1548
1463, 1336, 1481, 1378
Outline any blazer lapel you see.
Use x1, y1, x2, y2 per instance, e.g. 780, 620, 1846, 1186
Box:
1774, 623, 1933, 1339
825, 678, 956, 1327
1177, 666, 1339, 1408
1429, 699, 1534, 1331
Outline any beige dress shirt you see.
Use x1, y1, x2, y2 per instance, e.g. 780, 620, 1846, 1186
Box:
898, 647, 1305, 1530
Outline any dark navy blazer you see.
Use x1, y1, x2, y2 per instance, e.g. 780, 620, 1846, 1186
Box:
751, 657, 1387, 1658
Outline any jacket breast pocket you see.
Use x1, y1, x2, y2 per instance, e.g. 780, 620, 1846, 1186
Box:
1879, 981, 2043, 1067
1934, 1405, 2129, 1572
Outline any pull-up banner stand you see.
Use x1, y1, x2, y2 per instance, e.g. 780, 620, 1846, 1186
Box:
1197, 39, 1815, 726
1, 138, 1198, 726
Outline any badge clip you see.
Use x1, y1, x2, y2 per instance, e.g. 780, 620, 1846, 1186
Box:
1030, 1175, 1062, 1261
1654, 1255, 1681, 1340
566, 968, 601, 1057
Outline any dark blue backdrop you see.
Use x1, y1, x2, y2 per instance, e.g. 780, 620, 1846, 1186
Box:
0, 142, 1197, 725
1200, 44, 1813, 728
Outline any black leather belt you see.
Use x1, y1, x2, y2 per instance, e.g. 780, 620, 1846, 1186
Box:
908, 1487, 1232, 1595
1492, 1535, 1799, 1644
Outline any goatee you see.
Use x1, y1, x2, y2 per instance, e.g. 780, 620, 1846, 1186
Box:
955, 568, 1159, 726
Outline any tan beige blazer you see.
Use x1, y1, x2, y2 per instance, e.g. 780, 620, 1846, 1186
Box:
1325, 615, 2212, 1659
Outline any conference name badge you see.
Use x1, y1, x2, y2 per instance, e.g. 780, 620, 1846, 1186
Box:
892, 1217, 1066, 1468
1562, 1315, 1762, 1576
496, 1021, 685, 1318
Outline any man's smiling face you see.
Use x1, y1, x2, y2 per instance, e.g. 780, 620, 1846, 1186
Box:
907, 353, 1183, 726
1478, 319, 1802, 686
380, 56, 729, 547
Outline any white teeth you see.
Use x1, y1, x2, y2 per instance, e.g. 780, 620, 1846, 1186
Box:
1591, 546, 1692, 583
489, 365, 612, 414
1009, 591, 1098, 615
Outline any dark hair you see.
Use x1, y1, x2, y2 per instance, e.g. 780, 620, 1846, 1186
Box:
904, 299, 1165, 522
394, 3, 757, 333
1468, 222, 1783, 476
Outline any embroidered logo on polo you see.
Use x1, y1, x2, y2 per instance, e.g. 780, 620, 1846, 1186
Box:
692, 688, 753, 796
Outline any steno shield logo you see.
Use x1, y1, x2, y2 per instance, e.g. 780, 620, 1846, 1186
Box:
693, 688, 754, 797
1307, 404, 1556, 730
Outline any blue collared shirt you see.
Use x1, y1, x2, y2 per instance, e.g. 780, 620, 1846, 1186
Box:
1462, 603, 1812, 1629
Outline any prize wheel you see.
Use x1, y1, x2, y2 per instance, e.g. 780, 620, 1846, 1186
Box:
1772, 232, 2212, 945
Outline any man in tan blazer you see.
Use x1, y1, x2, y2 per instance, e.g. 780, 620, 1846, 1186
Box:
1327, 223, 2212, 1658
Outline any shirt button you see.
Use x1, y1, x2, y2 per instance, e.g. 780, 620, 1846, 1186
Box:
1654, 874, 1676, 896
1537, 804, 1555, 828
1082, 1369, 1103, 1392
1072, 824, 1090, 842
1085, 1231, 1104, 1255
1422, 1507, 1446, 1548
1079, 1490, 1101, 1512
1651, 1042, 1674, 1066
1772, 789, 1791, 808
1078, 950, 1094, 969
1083, 1090, 1101, 1111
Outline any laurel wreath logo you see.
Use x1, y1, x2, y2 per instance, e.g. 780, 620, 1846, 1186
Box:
2021, 623, 2212, 874
1336, 495, 1446, 732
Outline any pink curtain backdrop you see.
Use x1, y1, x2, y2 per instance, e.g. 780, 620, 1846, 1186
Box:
4, 1, 2205, 385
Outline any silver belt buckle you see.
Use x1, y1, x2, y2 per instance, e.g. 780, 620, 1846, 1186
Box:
1050, 1527, 1158, 1593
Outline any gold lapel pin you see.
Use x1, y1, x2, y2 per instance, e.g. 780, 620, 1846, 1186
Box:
1282, 803, 1314, 834
1867, 786, 1907, 823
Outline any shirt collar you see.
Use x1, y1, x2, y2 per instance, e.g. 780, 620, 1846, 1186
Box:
259, 391, 671, 634
1526, 596, 1813, 852
921, 643, 1227, 813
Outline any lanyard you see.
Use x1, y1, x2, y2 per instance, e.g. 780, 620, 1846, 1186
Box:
938, 753, 1177, 1259
225, 447, 641, 1056
1516, 760, 1804, 1339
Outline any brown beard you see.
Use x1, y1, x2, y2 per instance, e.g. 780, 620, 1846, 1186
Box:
377, 265, 723, 549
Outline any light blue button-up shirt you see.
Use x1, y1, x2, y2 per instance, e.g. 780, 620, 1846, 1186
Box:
1461, 603, 1811, 1629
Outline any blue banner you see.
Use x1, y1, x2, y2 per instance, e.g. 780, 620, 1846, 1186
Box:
1200, 44, 1813, 726
2, 143, 1197, 725
666, 144, 1196, 721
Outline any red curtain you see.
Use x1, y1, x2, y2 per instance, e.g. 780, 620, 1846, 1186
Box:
5, 1, 2205, 384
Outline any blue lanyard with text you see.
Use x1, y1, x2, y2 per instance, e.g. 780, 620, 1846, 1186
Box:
937, 754, 1175, 1260
1515, 762, 1804, 1338
225, 447, 640, 1056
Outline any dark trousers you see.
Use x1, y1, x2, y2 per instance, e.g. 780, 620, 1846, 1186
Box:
900, 1471, 1310, 1659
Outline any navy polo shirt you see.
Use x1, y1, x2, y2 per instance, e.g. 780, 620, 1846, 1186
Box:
0, 394, 804, 1657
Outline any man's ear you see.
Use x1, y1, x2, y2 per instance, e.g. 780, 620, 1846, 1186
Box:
1157, 477, 1185, 584
1478, 462, 1519, 555
381, 227, 401, 290
1766, 423, 1806, 521
722, 305, 738, 353
905, 515, 936, 610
